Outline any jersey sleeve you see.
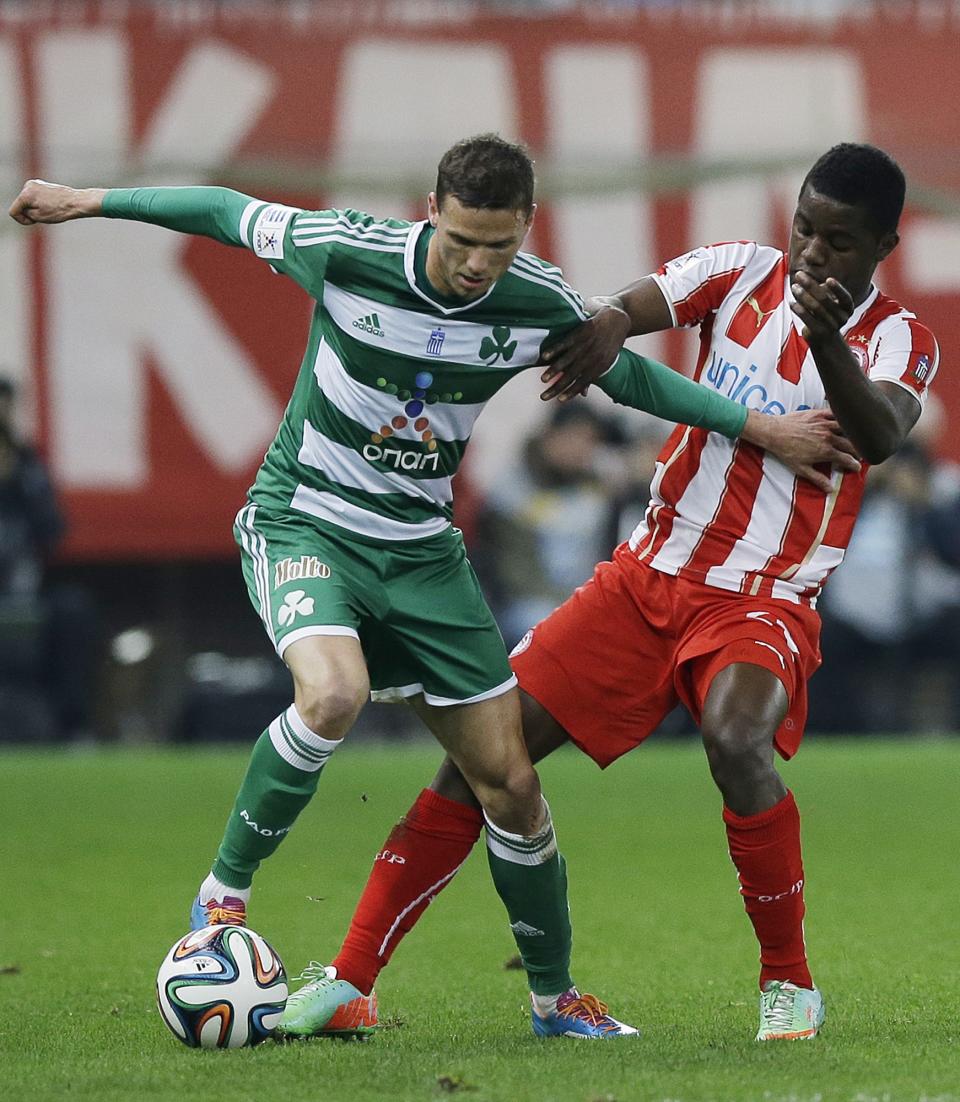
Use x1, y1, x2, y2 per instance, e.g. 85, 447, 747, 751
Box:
237, 199, 343, 298
651, 241, 763, 329
866, 314, 940, 407
101, 186, 335, 299
103, 186, 252, 246
596, 349, 747, 438
239, 204, 413, 300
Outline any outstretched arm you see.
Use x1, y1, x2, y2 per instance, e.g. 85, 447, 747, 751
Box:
597, 351, 859, 493
9, 180, 107, 224
10, 179, 252, 247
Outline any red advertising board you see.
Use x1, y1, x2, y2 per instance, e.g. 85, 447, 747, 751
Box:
2, 1, 957, 557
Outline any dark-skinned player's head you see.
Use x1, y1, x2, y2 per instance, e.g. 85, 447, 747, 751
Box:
790, 143, 904, 304
800, 143, 905, 238
435, 133, 535, 216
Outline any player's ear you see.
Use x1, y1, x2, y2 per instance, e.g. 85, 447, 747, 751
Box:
876, 230, 899, 263
524, 202, 537, 236
427, 192, 440, 228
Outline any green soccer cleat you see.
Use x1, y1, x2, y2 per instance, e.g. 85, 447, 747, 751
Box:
276, 962, 378, 1038
756, 980, 825, 1041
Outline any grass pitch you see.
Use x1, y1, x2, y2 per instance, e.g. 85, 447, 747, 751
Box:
1, 736, 958, 1102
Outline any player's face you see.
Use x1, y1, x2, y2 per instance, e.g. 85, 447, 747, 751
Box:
425, 193, 535, 301
789, 183, 898, 306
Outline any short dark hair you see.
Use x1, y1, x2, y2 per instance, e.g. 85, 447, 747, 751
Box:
436, 133, 535, 214
801, 143, 906, 236
0, 376, 15, 399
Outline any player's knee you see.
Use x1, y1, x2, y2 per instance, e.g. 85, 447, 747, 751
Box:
701, 710, 772, 776
474, 761, 542, 831
294, 673, 368, 737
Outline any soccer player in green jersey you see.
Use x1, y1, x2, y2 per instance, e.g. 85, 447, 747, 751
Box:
10, 134, 855, 1039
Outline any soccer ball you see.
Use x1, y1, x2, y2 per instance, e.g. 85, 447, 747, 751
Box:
156, 925, 288, 1048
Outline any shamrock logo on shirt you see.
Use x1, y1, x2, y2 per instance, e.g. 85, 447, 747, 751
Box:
278, 590, 315, 626
479, 326, 517, 365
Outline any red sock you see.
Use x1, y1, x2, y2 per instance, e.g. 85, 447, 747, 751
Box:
723, 790, 813, 990
332, 788, 483, 995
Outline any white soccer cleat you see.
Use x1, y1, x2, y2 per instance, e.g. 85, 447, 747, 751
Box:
756, 980, 825, 1041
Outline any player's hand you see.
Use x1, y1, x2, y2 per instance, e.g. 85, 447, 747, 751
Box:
742, 408, 861, 493
538, 299, 631, 401
790, 271, 854, 345
8, 180, 106, 225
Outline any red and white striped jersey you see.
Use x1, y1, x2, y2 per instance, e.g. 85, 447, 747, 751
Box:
628, 240, 940, 606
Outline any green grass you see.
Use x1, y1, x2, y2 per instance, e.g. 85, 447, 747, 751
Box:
1, 737, 958, 1102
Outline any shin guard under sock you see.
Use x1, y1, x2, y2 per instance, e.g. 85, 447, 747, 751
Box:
211, 705, 341, 889
332, 788, 483, 995
724, 790, 813, 990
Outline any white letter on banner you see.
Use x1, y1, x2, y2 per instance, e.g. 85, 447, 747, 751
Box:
37, 32, 280, 487
690, 49, 866, 247
471, 46, 659, 494
328, 39, 515, 218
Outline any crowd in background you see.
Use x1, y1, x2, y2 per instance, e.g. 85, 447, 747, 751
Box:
2, 379, 960, 743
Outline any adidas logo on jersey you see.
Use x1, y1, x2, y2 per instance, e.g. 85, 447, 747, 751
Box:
353, 313, 385, 337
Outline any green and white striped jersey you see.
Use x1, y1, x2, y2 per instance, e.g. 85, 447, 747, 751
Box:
239, 200, 589, 542
102, 186, 747, 545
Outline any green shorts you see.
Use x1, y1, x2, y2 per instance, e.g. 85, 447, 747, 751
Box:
234, 502, 516, 706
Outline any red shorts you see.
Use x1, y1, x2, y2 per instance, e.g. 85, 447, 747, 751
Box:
510, 545, 822, 766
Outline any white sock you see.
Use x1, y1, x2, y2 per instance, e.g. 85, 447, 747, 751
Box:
530, 988, 576, 1017
199, 873, 251, 905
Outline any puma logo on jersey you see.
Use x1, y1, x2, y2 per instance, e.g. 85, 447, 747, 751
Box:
746, 296, 777, 328
278, 589, 315, 626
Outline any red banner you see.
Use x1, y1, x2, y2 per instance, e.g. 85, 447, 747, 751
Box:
3, 2, 958, 557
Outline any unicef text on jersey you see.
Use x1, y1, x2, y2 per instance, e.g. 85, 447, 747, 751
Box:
704, 352, 812, 417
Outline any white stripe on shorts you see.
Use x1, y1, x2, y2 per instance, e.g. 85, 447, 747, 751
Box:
235, 504, 275, 646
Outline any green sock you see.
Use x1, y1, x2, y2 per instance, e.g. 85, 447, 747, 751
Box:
211, 706, 341, 889
484, 801, 573, 996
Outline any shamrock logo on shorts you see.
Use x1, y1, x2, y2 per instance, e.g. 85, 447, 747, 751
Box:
278, 589, 315, 626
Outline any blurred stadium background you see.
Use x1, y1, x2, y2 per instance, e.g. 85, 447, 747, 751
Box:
1, 0, 958, 744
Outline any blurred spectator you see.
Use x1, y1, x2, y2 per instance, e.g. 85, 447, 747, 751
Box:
810, 396, 960, 733
0, 377, 63, 595
476, 402, 626, 647
603, 419, 670, 552
0, 375, 99, 741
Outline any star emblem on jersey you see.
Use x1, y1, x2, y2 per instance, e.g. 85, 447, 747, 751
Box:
278, 590, 315, 626
479, 326, 517, 365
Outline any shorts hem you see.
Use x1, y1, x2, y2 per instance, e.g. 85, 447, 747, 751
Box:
277, 625, 360, 658
371, 674, 518, 707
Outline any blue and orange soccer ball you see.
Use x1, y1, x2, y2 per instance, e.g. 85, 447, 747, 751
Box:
156, 925, 288, 1048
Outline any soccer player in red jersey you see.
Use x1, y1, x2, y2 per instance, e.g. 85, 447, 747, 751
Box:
291, 144, 939, 1040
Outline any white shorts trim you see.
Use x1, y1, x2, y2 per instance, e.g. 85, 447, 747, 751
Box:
369, 673, 518, 707
278, 624, 360, 659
